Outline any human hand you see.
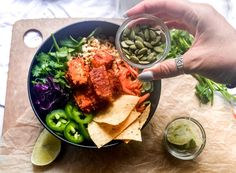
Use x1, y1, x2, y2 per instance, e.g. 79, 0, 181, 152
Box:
125, 0, 236, 84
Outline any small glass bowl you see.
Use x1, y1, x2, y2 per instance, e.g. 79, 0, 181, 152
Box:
163, 117, 206, 160
115, 14, 171, 69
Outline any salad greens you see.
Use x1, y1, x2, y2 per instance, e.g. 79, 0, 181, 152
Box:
32, 35, 84, 88
167, 29, 236, 105
31, 33, 92, 112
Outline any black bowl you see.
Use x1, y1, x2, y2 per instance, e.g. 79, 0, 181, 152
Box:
27, 20, 161, 148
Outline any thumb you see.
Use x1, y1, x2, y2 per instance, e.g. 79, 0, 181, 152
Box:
138, 58, 183, 81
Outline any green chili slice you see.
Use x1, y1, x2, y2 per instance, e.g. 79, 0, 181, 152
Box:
64, 121, 84, 144
65, 102, 74, 119
72, 106, 93, 124
78, 123, 90, 140
46, 109, 69, 132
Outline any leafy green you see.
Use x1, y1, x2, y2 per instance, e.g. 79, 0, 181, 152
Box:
167, 29, 236, 104
31, 29, 98, 89
166, 29, 193, 59
31, 35, 75, 88
59, 28, 99, 53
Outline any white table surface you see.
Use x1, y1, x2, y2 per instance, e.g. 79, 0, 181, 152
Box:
0, 0, 236, 136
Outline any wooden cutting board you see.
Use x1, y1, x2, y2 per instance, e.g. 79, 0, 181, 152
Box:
2, 19, 236, 173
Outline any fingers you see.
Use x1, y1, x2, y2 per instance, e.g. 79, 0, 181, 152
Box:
126, 0, 191, 21
138, 59, 181, 81
125, 0, 197, 34
165, 20, 190, 32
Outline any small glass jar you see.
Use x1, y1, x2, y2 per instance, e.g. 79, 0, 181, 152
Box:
163, 117, 206, 160
115, 14, 171, 69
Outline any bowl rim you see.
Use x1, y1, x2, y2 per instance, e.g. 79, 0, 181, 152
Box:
27, 19, 161, 149
115, 14, 171, 69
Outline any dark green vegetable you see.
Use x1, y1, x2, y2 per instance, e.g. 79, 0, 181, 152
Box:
167, 29, 236, 105
46, 109, 69, 132
166, 29, 193, 59
77, 123, 90, 140
46, 104, 92, 143
64, 121, 84, 144
65, 102, 74, 119
72, 106, 93, 124
31, 35, 71, 89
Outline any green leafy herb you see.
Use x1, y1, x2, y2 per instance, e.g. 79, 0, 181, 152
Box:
59, 28, 99, 54
31, 29, 98, 89
31, 35, 74, 88
167, 29, 236, 104
166, 29, 193, 59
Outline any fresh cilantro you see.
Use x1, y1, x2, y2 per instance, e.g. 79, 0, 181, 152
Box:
31, 29, 98, 89
167, 29, 236, 105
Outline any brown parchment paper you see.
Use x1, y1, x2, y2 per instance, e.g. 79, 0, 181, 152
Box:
1, 19, 236, 173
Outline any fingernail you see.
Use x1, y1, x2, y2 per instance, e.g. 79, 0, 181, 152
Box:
122, 11, 128, 18
138, 71, 154, 81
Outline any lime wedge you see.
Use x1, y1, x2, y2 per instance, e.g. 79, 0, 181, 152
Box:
167, 120, 194, 145
31, 129, 61, 166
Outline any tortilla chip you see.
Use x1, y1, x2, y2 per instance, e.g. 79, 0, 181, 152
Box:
93, 95, 140, 125
115, 120, 142, 141
88, 109, 141, 148
139, 104, 151, 128
115, 104, 151, 141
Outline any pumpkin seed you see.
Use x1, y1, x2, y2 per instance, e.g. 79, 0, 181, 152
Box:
125, 40, 134, 45
135, 40, 144, 49
129, 44, 137, 50
135, 36, 144, 43
139, 60, 150, 64
144, 29, 150, 41
160, 32, 166, 42
147, 52, 156, 61
148, 54, 157, 62
154, 46, 164, 53
125, 54, 131, 59
150, 56, 157, 62
137, 31, 145, 38
143, 41, 153, 49
130, 55, 139, 63
138, 48, 148, 55
121, 41, 129, 48
122, 48, 131, 55
123, 28, 131, 36
130, 29, 136, 40
151, 36, 161, 46
137, 54, 144, 59
135, 49, 139, 54
140, 56, 148, 61
149, 30, 157, 40
155, 29, 162, 35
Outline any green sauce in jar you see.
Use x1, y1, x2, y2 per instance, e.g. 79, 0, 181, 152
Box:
166, 118, 203, 152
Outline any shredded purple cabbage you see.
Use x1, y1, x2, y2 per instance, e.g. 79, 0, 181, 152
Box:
32, 77, 70, 112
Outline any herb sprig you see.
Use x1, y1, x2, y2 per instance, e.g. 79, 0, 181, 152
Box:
167, 29, 236, 104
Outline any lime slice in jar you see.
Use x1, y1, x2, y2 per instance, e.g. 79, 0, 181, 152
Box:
31, 129, 61, 166
166, 119, 196, 145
